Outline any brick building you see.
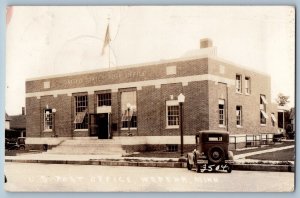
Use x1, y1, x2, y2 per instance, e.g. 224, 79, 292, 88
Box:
25, 39, 278, 149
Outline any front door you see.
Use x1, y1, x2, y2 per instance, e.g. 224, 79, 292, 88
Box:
97, 113, 109, 139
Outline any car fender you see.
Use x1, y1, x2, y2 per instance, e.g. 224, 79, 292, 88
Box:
228, 151, 234, 160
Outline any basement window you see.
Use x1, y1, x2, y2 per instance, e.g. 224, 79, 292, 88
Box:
166, 144, 178, 152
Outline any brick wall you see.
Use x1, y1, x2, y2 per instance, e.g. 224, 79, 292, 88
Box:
208, 58, 278, 134
25, 56, 277, 138
26, 97, 41, 137
137, 85, 162, 136
26, 58, 208, 93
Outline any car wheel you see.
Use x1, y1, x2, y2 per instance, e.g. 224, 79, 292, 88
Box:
207, 146, 225, 164
187, 160, 192, 170
19, 145, 25, 150
196, 165, 201, 173
227, 165, 232, 173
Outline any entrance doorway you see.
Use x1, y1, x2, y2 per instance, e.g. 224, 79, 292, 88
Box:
89, 113, 110, 139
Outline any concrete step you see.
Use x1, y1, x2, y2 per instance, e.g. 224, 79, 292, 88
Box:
49, 147, 124, 151
61, 140, 121, 145
45, 139, 126, 155
59, 143, 123, 147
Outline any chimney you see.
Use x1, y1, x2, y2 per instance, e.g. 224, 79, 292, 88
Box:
22, 107, 25, 115
200, 38, 213, 49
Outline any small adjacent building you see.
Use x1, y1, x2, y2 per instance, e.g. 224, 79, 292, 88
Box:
5, 108, 26, 139
5, 113, 11, 130
25, 39, 278, 148
9, 107, 26, 137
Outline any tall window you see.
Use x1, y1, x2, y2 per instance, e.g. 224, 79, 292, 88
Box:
271, 113, 277, 127
219, 99, 225, 126
236, 106, 242, 127
97, 93, 111, 106
245, 76, 251, 94
166, 100, 179, 128
44, 109, 53, 130
74, 95, 88, 129
260, 94, 268, 125
236, 74, 242, 93
121, 91, 137, 128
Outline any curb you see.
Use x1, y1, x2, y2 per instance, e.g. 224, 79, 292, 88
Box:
5, 159, 294, 172
233, 164, 294, 172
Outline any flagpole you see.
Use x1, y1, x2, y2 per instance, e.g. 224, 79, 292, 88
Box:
108, 17, 111, 68
109, 34, 111, 68
101, 17, 111, 68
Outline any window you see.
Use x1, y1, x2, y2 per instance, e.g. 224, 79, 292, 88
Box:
97, 93, 111, 106
236, 106, 242, 127
245, 77, 251, 94
74, 95, 88, 129
167, 106, 180, 126
44, 109, 53, 130
278, 112, 284, 128
236, 74, 242, 93
166, 144, 178, 152
166, 100, 179, 128
260, 94, 268, 125
219, 99, 225, 126
121, 91, 137, 128
271, 113, 277, 127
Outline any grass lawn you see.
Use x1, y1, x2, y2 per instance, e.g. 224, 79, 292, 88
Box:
232, 141, 295, 155
245, 148, 295, 161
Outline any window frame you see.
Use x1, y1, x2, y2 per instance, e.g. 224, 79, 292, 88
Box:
245, 76, 251, 95
236, 105, 242, 127
74, 95, 88, 130
97, 93, 112, 107
271, 113, 276, 127
166, 100, 180, 129
260, 94, 267, 125
235, 74, 242, 93
44, 109, 53, 131
218, 99, 226, 127
121, 91, 137, 129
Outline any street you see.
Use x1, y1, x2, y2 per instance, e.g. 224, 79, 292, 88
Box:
4, 162, 294, 192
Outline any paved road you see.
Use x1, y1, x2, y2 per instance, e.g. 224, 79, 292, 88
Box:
4, 162, 294, 192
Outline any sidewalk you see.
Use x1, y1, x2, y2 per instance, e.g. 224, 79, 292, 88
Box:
5, 144, 295, 172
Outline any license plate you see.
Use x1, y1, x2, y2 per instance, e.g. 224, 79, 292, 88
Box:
199, 164, 231, 172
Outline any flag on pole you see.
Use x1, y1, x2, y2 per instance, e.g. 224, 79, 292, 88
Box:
101, 24, 111, 55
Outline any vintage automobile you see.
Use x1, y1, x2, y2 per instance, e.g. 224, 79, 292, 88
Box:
187, 130, 234, 173
5, 137, 26, 151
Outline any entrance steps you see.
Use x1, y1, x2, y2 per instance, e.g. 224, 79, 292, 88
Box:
45, 139, 126, 155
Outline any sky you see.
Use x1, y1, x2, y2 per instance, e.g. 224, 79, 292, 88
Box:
5, 6, 295, 115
